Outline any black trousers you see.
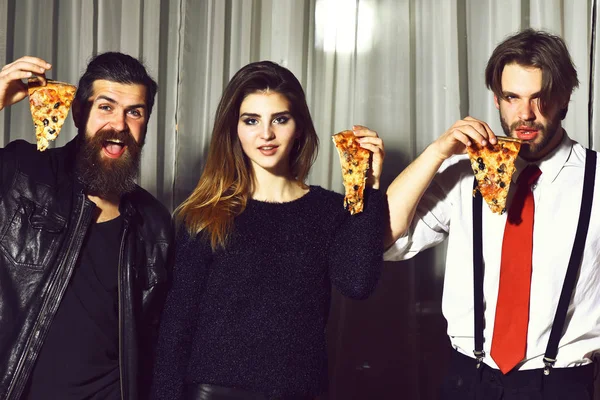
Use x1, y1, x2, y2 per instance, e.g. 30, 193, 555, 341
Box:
440, 349, 595, 400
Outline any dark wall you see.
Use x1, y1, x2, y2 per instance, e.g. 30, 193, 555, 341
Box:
325, 250, 450, 400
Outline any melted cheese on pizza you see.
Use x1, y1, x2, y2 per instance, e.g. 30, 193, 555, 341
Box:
28, 80, 77, 151
467, 138, 521, 214
332, 130, 371, 215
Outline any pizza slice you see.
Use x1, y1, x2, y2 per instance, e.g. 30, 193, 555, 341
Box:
27, 78, 77, 151
467, 136, 522, 214
332, 130, 371, 215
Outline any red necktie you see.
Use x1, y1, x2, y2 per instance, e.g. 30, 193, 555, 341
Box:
490, 165, 542, 374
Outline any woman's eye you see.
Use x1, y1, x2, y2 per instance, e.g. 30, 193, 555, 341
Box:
274, 116, 289, 124
244, 118, 258, 125
99, 105, 112, 111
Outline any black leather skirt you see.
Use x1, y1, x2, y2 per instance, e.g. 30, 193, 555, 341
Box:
185, 384, 267, 399
184, 383, 314, 400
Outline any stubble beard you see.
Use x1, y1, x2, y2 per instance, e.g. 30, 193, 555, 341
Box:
499, 110, 562, 161
75, 128, 143, 198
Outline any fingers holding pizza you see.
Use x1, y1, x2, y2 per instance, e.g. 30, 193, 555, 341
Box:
0, 56, 76, 151
431, 116, 498, 162
0, 56, 51, 110
332, 125, 384, 215
430, 117, 524, 214
353, 125, 384, 190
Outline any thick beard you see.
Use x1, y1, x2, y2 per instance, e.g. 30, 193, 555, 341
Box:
499, 111, 561, 161
75, 128, 142, 198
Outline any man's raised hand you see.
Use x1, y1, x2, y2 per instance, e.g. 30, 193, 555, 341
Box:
0, 56, 51, 111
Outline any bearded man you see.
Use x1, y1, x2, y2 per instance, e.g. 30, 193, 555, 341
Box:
386, 29, 600, 399
0, 53, 173, 400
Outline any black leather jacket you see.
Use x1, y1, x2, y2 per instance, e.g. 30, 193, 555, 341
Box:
0, 138, 173, 400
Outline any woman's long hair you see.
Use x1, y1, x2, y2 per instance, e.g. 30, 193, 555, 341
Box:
175, 61, 319, 251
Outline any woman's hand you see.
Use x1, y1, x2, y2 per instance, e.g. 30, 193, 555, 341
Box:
353, 124, 384, 190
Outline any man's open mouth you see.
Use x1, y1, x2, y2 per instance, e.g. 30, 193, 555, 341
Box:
103, 139, 127, 158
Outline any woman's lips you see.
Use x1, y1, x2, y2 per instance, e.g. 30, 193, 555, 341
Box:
258, 145, 278, 156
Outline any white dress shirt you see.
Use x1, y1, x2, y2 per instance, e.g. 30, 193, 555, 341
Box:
385, 133, 600, 370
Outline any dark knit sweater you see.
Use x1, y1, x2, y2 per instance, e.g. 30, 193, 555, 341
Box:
152, 186, 384, 399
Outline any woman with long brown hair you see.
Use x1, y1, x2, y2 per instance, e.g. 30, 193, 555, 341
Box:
152, 61, 385, 400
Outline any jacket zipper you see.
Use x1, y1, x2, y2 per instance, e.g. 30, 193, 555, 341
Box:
118, 220, 129, 400
6, 193, 89, 400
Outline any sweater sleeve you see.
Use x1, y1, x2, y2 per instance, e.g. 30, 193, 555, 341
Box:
328, 188, 386, 299
151, 227, 211, 400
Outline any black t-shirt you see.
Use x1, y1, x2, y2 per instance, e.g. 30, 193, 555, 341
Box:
24, 216, 122, 400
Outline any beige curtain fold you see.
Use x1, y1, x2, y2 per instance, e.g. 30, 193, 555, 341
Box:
0, 0, 594, 207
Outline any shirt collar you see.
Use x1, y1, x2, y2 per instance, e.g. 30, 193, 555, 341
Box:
513, 130, 573, 184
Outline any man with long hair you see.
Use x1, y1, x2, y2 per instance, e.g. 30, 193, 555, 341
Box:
386, 29, 599, 398
0, 53, 173, 400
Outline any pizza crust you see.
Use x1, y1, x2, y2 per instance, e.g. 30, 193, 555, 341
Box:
332, 130, 371, 215
27, 78, 77, 151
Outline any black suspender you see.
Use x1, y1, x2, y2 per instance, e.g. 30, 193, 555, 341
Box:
543, 149, 597, 373
471, 149, 597, 373
472, 179, 485, 368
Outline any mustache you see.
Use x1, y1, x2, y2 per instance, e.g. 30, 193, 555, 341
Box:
75, 127, 143, 197
510, 120, 544, 131
91, 128, 139, 149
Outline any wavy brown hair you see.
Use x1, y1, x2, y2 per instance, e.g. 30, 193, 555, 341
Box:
485, 29, 579, 120
175, 61, 319, 250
